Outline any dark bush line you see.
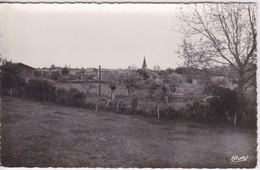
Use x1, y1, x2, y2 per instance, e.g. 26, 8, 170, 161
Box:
1, 78, 256, 128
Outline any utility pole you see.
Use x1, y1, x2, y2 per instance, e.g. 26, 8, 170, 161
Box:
99, 65, 101, 96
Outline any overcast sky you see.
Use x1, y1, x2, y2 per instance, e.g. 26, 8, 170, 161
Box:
0, 3, 184, 69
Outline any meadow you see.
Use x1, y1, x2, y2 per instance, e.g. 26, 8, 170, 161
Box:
1, 96, 257, 168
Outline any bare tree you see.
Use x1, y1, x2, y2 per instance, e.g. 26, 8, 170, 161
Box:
177, 3, 256, 108
118, 70, 140, 95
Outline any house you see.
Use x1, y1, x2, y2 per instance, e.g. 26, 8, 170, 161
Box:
14, 63, 35, 79
33, 67, 62, 79
80, 69, 96, 81
183, 72, 203, 84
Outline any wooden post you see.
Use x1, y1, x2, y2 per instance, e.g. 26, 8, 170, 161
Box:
10, 88, 13, 97
234, 112, 237, 127
157, 105, 160, 119
99, 65, 101, 96
111, 92, 115, 101
116, 101, 120, 110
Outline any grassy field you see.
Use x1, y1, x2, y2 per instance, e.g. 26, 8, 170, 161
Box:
1, 97, 257, 168
55, 82, 205, 111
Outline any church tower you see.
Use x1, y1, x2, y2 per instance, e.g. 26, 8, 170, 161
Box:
142, 57, 147, 70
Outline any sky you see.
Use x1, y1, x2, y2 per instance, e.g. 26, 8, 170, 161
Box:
0, 3, 184, 69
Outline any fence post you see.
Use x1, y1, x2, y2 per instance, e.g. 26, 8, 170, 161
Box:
234, 112, 237, 127
99, 65, 101, 96
157, 104, 160, 119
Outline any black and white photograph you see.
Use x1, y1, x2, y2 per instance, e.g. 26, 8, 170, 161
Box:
0, 0, 257, 168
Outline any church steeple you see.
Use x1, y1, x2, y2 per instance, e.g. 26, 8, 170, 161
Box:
142, 57, 147, 70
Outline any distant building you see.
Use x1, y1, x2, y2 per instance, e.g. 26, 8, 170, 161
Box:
142, 57, 147, 70
14, 63, 35, 79
34, 67, 61, 79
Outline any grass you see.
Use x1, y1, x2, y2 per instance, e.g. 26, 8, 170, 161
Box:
55, 82, 201, 110
1, 97, 257, 168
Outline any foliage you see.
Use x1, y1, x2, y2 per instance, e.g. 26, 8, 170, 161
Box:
55, 88, 67, 104
61, 67, 69, 76
50, 71, 61, 80
82, 81, 96, 95
103, 71, 118, 92
163, 72, 183, 93
204, 83, 238, 120
110, 84, 117, 91
26, 78, 56, 102
211, 76, 232, 88
1, 62, 23, 89
177, 3, 256, 113
174, 67, 184, 75
64, 88, 85, 107
131, 96, 139, 112
0, 61, 26, 97
153, 65, 161, 71
146, 78, 161, 98
165, 68, 175, 75
118, 70, 140, 94
33, 70, 42, 78
135, 69, 150, 80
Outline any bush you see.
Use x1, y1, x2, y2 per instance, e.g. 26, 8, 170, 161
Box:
182, 83, 239, 123
136, 69, 150, 80
64, 88, 86, 107
25, 78, 56, 102
0, 62, 26, 96
146, 79, 161, 98
55, 88, 67, 104
205, 83, 237, 119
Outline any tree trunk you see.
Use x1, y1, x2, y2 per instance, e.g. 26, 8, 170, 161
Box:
236, 72, 245, 126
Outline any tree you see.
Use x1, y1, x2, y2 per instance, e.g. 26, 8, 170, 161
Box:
82, 81, 96, 95
177, 3, 256, 114
163, 72, 183, 93
26, 78, 56, 102
0, 60, 24, 97
153, 65, 161, 71
50, 64, 56, 69
118, 70, 140, 95
103, 71, 118, 99
61, 67, 69, 76
147, 78, 160, 98
136, 69, 150, 80
128, 65, 137, 71
174, 67, 184, 75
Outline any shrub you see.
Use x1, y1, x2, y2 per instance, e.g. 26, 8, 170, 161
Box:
147, 79, 161, 98
25, 78, 56, 102
0, 61, 26, 97
205, 83, 237, 119
136, 69, 150, 80
50, 71, 61, 80
109, 84, 117, 91
118, 71, 140, 94
64, 88, 85, 107
55, 88, 67, 104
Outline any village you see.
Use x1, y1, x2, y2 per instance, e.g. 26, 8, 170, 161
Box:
0, 2, 257, 168
1, 57, 255, 122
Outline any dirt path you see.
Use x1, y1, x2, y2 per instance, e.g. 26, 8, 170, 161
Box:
1, 97, 257, 168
